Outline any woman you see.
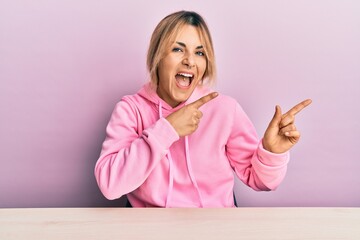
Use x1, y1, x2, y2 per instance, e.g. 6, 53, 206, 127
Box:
94, 11, 311, 207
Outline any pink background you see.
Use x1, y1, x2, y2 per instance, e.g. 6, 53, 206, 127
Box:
1, 1, 359, 207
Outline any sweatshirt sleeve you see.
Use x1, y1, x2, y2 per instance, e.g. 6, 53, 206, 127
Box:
94, 100, 179, 200
226, 102, 290, 191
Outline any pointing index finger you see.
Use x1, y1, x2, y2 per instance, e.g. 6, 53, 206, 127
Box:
286, 99, 312, 116
191, 92, 219, 109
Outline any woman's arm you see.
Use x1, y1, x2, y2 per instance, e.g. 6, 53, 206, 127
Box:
226, 102, 289, 191
94, 100, 179, 200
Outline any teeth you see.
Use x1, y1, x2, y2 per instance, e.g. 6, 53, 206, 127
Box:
178, 73, 193, 78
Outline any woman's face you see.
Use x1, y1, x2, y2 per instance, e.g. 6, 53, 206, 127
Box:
157, 25, 207, 108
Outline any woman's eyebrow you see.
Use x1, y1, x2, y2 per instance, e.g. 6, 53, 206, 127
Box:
176, 41, 203, 49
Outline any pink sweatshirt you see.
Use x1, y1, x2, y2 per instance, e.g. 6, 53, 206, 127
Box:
94, 83, 289, 207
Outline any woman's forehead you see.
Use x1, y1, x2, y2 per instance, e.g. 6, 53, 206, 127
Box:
170, 25, 205, 47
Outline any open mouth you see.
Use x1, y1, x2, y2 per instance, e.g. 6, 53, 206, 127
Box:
175, 72, 194, 88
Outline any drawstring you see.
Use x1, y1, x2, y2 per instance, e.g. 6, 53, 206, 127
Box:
185, 136, 204, 207
159, 101, 174, 207
159, 101, 204, 208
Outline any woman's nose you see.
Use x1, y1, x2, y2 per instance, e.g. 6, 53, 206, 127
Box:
182, 53, 195, 68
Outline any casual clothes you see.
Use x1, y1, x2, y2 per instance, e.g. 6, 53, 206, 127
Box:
95, 83, 289, 207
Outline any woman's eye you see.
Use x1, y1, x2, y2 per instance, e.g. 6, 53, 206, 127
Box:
172, 48, 182, 52
196, 51, 205, 56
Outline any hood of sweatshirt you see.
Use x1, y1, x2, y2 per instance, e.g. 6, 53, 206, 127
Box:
137, 82, 212, 113
136, 83, 212, 207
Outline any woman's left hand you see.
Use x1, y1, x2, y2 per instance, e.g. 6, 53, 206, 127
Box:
263, 99, 312, 154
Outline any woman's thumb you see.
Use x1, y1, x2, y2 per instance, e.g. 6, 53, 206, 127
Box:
268, 105, 282, 128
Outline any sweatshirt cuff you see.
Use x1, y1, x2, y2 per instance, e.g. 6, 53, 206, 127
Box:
257, 140, 290, 167
144, 118, 179, 150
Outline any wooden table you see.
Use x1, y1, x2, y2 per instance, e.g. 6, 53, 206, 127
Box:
0, 208, 359, 239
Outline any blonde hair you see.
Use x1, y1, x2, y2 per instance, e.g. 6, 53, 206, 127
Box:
147, 11, 216, 87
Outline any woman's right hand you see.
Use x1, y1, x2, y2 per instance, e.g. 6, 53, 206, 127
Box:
166, 92, 218, 137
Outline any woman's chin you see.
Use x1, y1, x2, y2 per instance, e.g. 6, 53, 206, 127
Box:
168, 95, 188, 107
